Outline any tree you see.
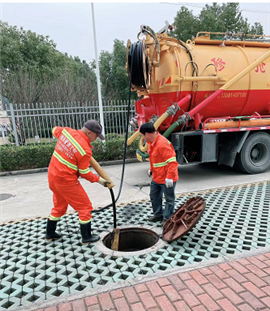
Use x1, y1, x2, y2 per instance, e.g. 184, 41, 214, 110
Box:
99, 39, 136, 101
172, 6, 200, 42
249, 22, 264, 35
99, 51, 114, 99
199, 3, 251, 35
0, 21, 98, 103
111, 39, 131, 100
0, 21, 58, 78
173, 3, 264, 42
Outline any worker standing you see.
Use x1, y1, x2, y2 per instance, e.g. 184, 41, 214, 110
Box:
139, 122, 179, 223
46, 120, 110, 244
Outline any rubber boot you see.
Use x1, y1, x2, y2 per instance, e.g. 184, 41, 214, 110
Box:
80, 222, 100, 244
45, 219, 62, 241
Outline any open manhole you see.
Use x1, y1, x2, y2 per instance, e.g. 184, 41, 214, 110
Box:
104, 227, 159, 251
96, 225, 166, 257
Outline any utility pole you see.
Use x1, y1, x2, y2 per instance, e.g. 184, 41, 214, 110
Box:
91, 3, 105, 140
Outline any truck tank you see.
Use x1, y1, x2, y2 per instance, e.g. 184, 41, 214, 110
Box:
127, 27, 270, 132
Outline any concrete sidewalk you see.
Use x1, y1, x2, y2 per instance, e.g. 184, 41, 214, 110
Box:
1, 161, 270, 223
29, 247, 270, 311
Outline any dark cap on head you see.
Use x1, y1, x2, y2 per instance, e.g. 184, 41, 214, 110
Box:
84, 120, 105, 140
139, 122, 156, 135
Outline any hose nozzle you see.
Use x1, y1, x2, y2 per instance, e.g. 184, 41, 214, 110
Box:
166, 103, 179, 116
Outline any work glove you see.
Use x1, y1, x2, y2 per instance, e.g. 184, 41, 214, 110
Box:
148, 170, 152, 178
98, 177, 110, 187
165, 178, 173, 188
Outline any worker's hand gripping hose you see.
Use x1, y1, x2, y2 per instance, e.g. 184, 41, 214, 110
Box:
91, 156, 119, 249
98, 178, 110, 187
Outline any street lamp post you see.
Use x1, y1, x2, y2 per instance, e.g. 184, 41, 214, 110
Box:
91, 3, 105, 139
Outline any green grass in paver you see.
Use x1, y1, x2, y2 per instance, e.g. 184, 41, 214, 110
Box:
1, 181, 270, 310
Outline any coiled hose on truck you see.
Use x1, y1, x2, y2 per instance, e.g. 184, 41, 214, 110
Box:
128, 40, 149, 88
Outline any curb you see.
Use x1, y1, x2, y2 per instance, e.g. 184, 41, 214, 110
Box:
0, 158, 139, 177
12, 246, 270, 311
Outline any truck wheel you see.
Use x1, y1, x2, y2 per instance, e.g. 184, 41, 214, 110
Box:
235, 132, 270, 174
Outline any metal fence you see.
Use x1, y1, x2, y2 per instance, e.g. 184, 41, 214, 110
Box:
0, 101, 136, 146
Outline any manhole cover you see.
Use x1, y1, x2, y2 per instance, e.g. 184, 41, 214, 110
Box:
163, 196, 206, 242
0, 193, 14, 201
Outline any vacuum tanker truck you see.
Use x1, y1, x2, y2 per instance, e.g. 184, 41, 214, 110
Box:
126, 25, 270, 174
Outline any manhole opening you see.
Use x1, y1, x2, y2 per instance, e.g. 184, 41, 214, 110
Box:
103, 228, 159, 252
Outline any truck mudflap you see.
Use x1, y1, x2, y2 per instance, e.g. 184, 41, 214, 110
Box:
162, 196, 205, 242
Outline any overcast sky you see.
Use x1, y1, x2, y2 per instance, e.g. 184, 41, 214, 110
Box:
1, 2, 270, 64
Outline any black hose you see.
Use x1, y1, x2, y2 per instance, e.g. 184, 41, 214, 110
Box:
94, 49, 136, 247
109, 188, 116, 228
93, 39, 151, 234
93, 46, 135, 216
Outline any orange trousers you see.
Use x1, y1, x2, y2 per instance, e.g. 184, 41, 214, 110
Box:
48, 179, 93, 222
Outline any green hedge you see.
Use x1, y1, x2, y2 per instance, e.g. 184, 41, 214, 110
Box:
0, 134, 139, 171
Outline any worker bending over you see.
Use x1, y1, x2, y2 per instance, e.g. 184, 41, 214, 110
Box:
46, 120, 109, 244
140, 122, 179, 224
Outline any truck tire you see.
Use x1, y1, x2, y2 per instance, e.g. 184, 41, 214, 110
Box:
235, 132, 270, 174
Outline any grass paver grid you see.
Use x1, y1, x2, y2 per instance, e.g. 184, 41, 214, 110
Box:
1, 181, 270, 310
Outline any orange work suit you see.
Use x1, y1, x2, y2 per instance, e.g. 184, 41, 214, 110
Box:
48, 126, 99, 223
148, 133, 179, 184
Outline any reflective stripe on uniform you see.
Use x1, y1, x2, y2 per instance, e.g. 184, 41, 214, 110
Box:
153, 156, 176, 168
79, 168, 91, 174
79, 218, 91, 224
52, 127, 57, 136
53, 151, 78, 171
62, 129, 86, 156
49, 215, 61, 221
